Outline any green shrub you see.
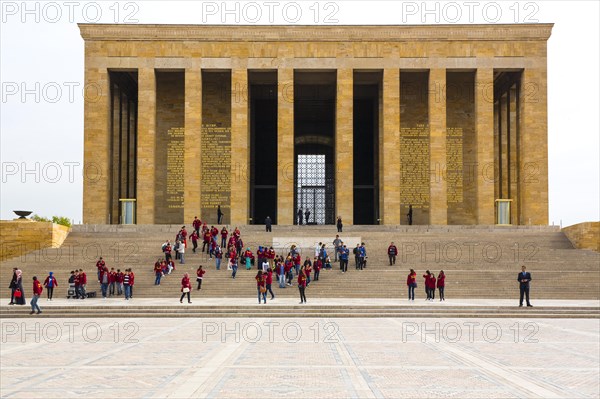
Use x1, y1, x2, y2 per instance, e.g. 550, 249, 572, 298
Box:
30, 214, 72, 227
31, 214, 51, 223
52, 216, 72, 228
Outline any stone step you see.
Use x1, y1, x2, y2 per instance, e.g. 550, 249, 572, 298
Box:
3, 225, 597, 300
2, 305, 597, 319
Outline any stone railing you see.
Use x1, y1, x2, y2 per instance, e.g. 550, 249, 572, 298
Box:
562, 222, 600, 252
0, 220, 71, 262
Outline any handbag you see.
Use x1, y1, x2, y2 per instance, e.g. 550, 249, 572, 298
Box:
14, 289, 22, 298
259, 286, 266, 293
183, 287, 190, 293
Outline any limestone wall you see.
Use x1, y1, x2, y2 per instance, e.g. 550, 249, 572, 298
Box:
0, 221, 71, 262
562, 222, 600, 252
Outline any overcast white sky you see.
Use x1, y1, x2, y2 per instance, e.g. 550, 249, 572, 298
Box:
1, 0, 598, 226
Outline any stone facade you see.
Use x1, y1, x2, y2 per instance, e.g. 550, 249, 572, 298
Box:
80, 24, 552, 225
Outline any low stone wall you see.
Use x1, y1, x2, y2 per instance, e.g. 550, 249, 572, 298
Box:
0, 220, 71, 262
562, 222, 600, 252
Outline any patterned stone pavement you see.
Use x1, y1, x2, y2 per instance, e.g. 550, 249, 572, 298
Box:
1, 316, 598, 398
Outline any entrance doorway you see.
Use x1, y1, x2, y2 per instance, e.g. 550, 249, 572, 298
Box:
294, 71, 336, 225
296, 154, 330, 224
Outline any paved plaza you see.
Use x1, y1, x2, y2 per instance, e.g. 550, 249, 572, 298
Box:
1, 300, 599, 398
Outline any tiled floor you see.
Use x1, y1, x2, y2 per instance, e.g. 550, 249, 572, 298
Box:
1, 315, 599, 398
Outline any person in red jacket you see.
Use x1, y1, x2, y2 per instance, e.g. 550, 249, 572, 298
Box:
407, 269, 417, 301
429, 273, 437, 300
437, 270, 446, 301
265, 269, 275, 300
43, 272, 57, 301
192, 216, 201, 236
293, 253, 302, 276
202, 230, 212, 254
116, 269, 124, 296
304, 261, 312, 286
220, 227, 228, 248
284, 256, 294, 286
180, 273, 192, 303
244, 248, 254, 270
267, 247, 276, 270
423, 270, 433, 301
95, 257, 105, 282
196, 266, 205, 290
154, 261, 163, 286
313, 257, 322, 281
31, 276, 43, 315
190, 230, 199, 253
387, 242, 398, 266
298, 266, 307, 304
180, 226, 188, 248
256, 270, 267, 304
78, 269, 87, 299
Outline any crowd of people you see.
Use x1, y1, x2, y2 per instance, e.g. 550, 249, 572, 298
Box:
7, 217, 541, 311
94, 257, 136, 300
406, 269, 446, 301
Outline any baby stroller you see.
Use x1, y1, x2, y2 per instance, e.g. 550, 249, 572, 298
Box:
67, 283, 76, 299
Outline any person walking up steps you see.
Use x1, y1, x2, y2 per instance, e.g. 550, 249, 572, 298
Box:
265, 268, 275, 300
180, 273, 192, 304
30, 276, 43, 315
196, 266, 205, 290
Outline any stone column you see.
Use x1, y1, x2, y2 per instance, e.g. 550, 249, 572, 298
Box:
519, 67, 549, 225
136, 68, 156, 224
83, 67, 110, 224
475, 68, 495, 224
184, 68, 202, 224
277, 68, 294, 225
429, 68, 447, 225
335, 68, 353, 224
380, 68, 401, 225
231, 68, 249, 225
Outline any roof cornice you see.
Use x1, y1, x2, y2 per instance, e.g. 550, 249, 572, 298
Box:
78, 24, 554, 42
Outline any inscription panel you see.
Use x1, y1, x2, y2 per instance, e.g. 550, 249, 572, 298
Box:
201, 71, 232, 224
166, 127, 185, 209
154, 71, 185, 224
400, 124, 430, 208
446, 127, 464, 204
201, 124, 231, 217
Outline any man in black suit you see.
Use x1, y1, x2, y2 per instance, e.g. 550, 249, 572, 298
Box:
517, 265, 533, 307
265, 216, 272, 232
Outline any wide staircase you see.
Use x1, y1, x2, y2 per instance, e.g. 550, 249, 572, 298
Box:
1, 224, 599, 302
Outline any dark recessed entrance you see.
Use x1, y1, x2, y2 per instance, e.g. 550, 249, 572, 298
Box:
294, 71, 336, 225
